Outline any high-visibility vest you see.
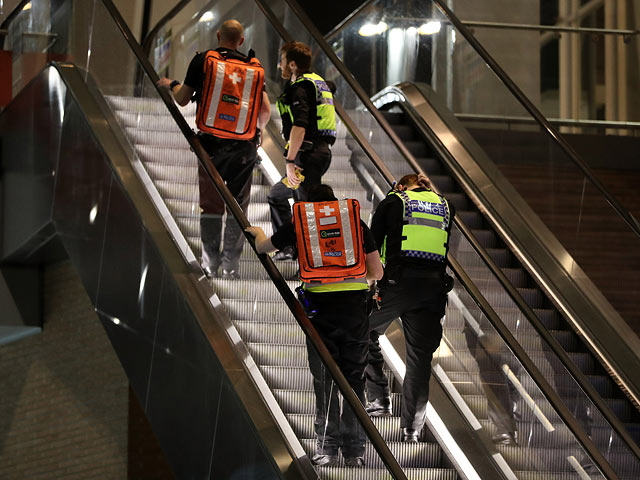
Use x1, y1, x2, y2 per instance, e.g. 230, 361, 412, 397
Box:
293, 199, 367, 292
196, 50, 264, 140
277, 73, 337, 140
381, 190, 451, 264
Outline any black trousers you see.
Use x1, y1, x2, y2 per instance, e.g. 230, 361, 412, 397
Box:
365, 278, 447, 431
197, 133, 257, 272
268, 141, 331, 231
306, 290, 368, 458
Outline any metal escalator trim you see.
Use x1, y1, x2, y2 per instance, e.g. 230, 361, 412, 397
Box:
51, 62, 317, 479
379, 81, 640, 426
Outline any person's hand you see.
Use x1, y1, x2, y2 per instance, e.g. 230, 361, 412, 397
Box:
417, 173, 431, 189
286, 162, 302, 187
157, 77, 172, 89
245, 226, 263, 238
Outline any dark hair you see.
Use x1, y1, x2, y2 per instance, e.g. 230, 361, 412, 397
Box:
280, 41, 312, 72
307, 184, 337, 202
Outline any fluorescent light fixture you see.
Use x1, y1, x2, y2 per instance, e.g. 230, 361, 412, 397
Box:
199, 11, 214, 22
23, 2, 31, 11
419, 21, 441, 35
358, 21, 388, 37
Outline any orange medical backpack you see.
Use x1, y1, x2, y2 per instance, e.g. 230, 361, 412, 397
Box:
293, 199, 367, 284
196, 50, 264, 140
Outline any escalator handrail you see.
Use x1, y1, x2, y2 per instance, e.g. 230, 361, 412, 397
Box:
430, 0, 640, 238
381, 83, 640, 464
141, 0, 191, 58
274, 0, 623, 477
325, 0, 377, 41
94, 1, 408, 478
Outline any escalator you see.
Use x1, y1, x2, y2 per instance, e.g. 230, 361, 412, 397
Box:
3, 0, 639, 479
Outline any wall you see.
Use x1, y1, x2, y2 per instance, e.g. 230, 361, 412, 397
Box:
0, 261, 129, 479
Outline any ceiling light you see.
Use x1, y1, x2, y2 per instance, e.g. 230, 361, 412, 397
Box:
358, 21, 388, 37
419, 21, 441, 35
199, 11, 214, 22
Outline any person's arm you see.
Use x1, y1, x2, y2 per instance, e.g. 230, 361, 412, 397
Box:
370, 196, 396, 251
156, 78, 194, 106
245, 226, 276, 254
258, 90, 271, 129
365, 250, 384, 281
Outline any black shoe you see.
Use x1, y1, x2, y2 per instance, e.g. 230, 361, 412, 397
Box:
221, 269, 240, 280
311, 454, 339, 467
402, 428, 419, 443
202, 266, 218, 279
344, 456, 365, 468
273, 246, 296, 261
365, 397, 392, 417
492, 431, 518, 446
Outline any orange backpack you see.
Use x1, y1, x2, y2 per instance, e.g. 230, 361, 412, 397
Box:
196, 50, 264, 140
293, 199, 367, 284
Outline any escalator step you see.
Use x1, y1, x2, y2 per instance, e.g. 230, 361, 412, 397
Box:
444, 192, 468, 211
316, 467, 457, 480
456, 211, 483, 229
234, 321, 304, 345
223, 299, 298, 322
211, 279, 297, 301
289, 414, 406, 442
271, 389, 403, 416
298, 438, 445, 470
260, 366, 312, 391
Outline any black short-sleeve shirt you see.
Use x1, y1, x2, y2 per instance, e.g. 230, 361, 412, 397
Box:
271, 220, 377, 255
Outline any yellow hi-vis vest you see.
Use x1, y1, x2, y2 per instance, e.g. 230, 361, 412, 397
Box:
293, 199, 367, 293
381, 189, 451, 264
277, 73, 337, 139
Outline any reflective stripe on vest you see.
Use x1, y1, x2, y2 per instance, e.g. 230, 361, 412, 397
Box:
382, 190, 450, 263
293, 199, 367, 287
277, 73, 337, 139
196, 50, 264, 140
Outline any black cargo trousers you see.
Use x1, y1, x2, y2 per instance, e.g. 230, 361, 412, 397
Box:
365, 275, 448, 432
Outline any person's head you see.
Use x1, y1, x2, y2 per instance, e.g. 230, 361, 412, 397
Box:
396, 173, 431, 191
307, 184, 337, 202
217, 19, 244, 49
279, 41, 312, 79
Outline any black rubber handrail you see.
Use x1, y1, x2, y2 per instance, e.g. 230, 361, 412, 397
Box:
392, 85, 640, 462
141, 0, 191, 58
97, 0, 407, 478
430, 0, 640, 237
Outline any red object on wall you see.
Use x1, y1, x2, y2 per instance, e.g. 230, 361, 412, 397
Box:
0, 50, 12, 107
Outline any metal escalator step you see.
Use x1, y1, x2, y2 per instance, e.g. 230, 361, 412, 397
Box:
416, 157, 443, 176
230, 258, 299, 282
211, 279, 296, 301
164, 198, 199, 217
288, 413, 404, 442
271, 389, 403, 416
298, 438, 445, 470
388, 124, 415, 141
106, 95, 197, 115
125, 127, 191, 148
136, 145, 197, 166
465, 229, 497, 249
260, 366, 312, 390
224, 299, 297, 322
173, 217, 199, 238
112, 110, 193, 130
248, 343, 308, 367
549, 330, 579, 351
153, 181, 198, 203
246, 202, 271, 222
234, 321, 304, 345
456, 211, 483, 229
532, 308, 562, 330
453, 248, 510, 268
516, 287, 546, 309
401, 140, 429, 158
142, 161, 198, 183
444, 192, 468, 211
317, 467, 457, 480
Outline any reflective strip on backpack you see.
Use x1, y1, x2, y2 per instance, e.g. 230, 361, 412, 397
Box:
305, 203, 323, 267
235, 67, 255, 134
339, 200, 356, 265
205, 62, 227, 127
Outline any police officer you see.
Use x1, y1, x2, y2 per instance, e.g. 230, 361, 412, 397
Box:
158, 19, 271, 279
268, 41, 337, 260
247, 184, 383, 468
364, 173, 454, 442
